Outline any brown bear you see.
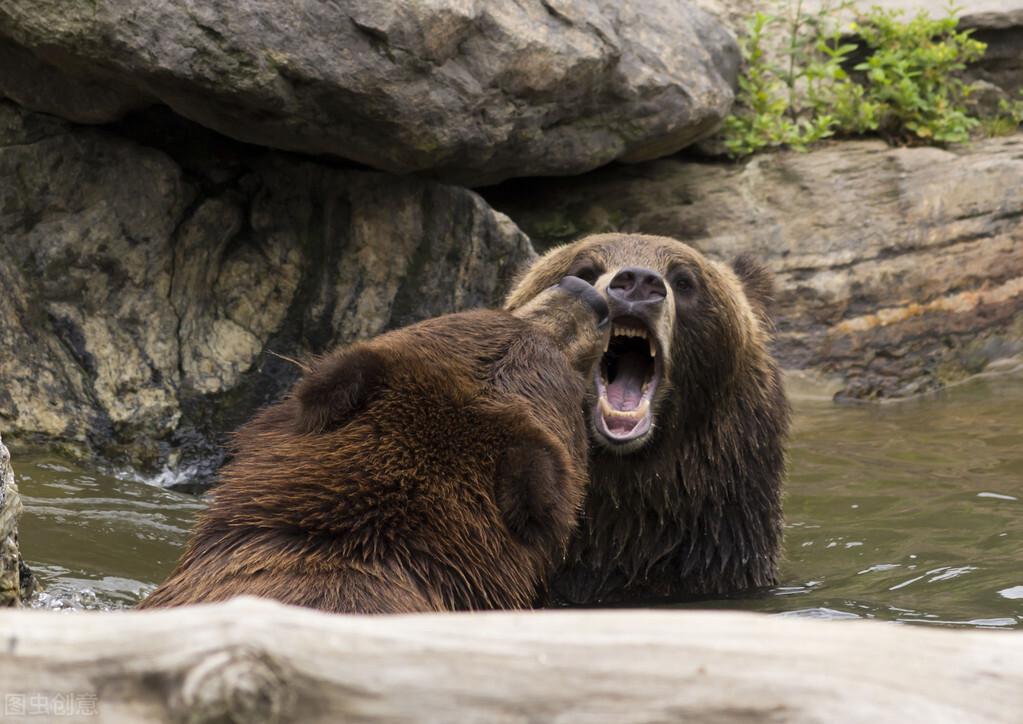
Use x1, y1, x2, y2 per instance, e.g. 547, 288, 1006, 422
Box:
505, 234, 790, 605
139, 277, 610, 613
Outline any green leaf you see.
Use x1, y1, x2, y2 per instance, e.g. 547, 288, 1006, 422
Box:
722, 0, 987, 156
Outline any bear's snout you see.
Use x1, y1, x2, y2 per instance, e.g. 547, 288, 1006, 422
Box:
558, 275, 610, 329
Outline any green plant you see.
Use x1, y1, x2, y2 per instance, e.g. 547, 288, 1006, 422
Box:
982, 95, 1023, 136
723, 5, 847, 157
723, 2, 1017, 158
851, 7, 985, 142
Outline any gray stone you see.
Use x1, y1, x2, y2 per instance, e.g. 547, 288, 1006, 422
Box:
0, 102, 533, 485
0, 0, 739, 186
0, 433, 30, 606
484, 135, 1023, 399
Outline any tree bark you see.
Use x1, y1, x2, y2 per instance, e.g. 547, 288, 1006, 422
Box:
0, 596, 1021, 722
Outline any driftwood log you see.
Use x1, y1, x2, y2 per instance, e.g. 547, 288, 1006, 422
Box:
0, 596, 1021, 723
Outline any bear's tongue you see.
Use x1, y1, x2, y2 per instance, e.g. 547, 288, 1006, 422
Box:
607, 361, 645, 410
606, 351, 647, 415
598, 331, 658, 441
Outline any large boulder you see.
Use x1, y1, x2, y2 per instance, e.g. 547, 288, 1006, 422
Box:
484, 135, 1023, 399
0, 434, 31, 606
0, 0, 739, 186
0, 103, 533, 486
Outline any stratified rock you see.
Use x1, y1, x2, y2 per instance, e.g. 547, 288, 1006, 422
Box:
484, 136, 1023, 399
0, 433, 30, 606
0, 102, 533, 485
0, 0, 739, 186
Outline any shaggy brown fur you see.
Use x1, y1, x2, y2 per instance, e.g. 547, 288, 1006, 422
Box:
506, 234, 790, 605
140, 280, 609, 613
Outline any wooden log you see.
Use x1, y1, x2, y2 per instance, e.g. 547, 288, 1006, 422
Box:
0, 596, 1020, 723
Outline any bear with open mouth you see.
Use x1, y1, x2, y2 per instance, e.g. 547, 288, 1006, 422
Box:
139, 277, 609, 613
506, 233, 790, 604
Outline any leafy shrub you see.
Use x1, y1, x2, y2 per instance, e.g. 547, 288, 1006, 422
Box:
723, 2, 1019, 158
722, 9, 840, 157
851, 9, 984, 142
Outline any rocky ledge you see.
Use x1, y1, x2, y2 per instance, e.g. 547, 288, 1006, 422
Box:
485, 135, 1023, 399
0, 434, 31, 606
0, 102, 532, 485
0, 0, 738, 186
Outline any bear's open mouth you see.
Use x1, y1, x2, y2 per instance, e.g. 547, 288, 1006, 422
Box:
594, 316, 661, 444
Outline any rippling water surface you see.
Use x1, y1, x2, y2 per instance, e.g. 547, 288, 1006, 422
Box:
16, 459, 202, 610
13, 370, 1023, 627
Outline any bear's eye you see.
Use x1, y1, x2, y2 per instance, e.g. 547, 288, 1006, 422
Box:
568, 262, 603, 285
671, 269, 697, 295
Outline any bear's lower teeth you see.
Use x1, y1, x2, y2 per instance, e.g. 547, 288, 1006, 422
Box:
599, 397, 650, 420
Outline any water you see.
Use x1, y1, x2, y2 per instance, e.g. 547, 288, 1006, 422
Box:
11, 370, 1023, 627
15, 458, 203, 610
674, 369, 1023, 628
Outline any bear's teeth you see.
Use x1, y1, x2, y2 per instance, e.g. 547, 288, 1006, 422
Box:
648, 337, 656, 357
611, 324, 647, 340
599, 396, 650, 420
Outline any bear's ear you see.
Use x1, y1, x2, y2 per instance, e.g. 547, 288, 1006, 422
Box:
494, 434, 574, 553
293, 346, 387, 434
732, 255, 776, 318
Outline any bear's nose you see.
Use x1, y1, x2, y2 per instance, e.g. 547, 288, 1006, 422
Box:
607, 267, 666, 305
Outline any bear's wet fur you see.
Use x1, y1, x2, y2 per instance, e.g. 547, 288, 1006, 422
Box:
141, 280, 609, 613
506, 234, 790, 605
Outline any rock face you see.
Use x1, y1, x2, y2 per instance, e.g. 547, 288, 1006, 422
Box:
0, 434, 31, 606
0, 102, 533, 485
484, 135, 1023, 399
0, 0, 739, 186
963, 2, 1023, 101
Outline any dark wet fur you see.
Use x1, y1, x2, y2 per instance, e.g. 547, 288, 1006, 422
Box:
507, 235, 790, 605
140, 306, 597, 614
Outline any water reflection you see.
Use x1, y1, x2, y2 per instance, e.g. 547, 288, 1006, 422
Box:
673, 370, 1023, 628
11, 370, 1023, 627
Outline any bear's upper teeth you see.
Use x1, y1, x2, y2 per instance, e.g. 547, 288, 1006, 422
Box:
612, 324, 647, 340
609, 324, 655, 357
